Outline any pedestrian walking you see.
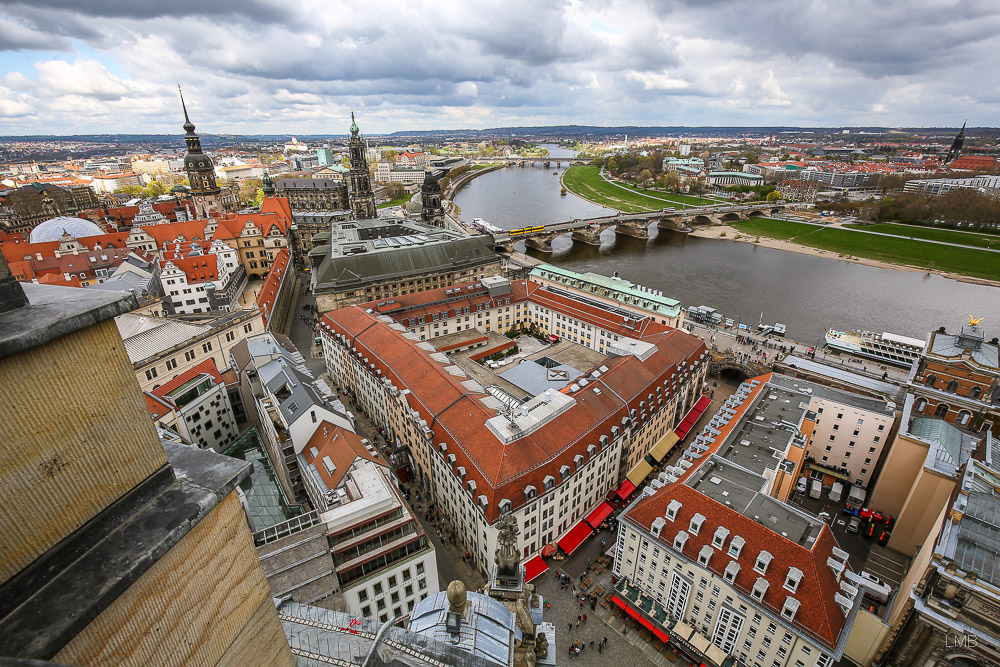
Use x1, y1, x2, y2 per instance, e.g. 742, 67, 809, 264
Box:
568, 623, 572, 633
589, 640, 595, 649
598, 643, 603, 654
576, 618, 580, 627
583, 613, 587, 623
602, 636, 608, 647
577, 614, 581, 623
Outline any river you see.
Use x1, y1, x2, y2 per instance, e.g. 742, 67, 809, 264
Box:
454, 145, 1000, 343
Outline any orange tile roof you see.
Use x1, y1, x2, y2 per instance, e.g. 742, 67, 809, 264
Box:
142, 219, 210, 247
164, 254, 219, 283
625, 483, 848, 649
322, 303, 706, 524
257, 248, 290, 328
260, 195, 292, 229
152, 358, 223, 399
36, 272, 82, 287
302, 421, 383, 491
144, 391, 176, 419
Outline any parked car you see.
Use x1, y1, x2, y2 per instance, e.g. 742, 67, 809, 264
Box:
842, 504, 860, 516
847, 517, 861, 533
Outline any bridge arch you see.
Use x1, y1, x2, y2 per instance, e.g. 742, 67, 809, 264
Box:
747, 210, 766, 218
693, 215, 713, 225
720, 212, 741, 222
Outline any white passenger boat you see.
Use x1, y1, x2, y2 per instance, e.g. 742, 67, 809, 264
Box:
824, 329, 924, 367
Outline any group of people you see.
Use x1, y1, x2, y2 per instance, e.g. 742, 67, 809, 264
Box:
567, 636, 610, 659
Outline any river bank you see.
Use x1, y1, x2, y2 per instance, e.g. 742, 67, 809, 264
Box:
692, 224, 1000, 289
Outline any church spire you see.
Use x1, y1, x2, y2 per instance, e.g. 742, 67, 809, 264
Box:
944, 119, 967, 165
261, 170, 274, 197
349, 110, 359, 136
178, 84, 195, 134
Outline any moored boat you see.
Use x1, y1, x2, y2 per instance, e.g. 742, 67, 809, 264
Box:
824, 329, 924, 367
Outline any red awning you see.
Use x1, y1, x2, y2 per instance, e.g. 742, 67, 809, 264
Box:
541, 543, 556, 558
611, 595, 627, 609
638, 615, 656, 632
524, 555, 548, 583
693, 395, 712, 414
557, 520, 593, 555
653, 627, 670, 643
624, 606, 641, 621
674, 424, 691, 440
585, 502, 614, 529
614, 480, 636, 501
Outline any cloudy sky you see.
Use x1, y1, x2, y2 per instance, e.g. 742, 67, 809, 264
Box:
1, 0, 997, 135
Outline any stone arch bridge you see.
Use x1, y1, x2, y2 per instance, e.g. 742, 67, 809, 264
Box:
706, 350, 773, 381
476, 157, 591, 168
491, 203, 802, 253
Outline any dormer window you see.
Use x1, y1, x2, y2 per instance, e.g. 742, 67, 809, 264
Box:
728, 535, 745, 558
674, 530, 689, 551
689, 513, 705, 535
781, 596, 800, 621
447, 453, 456, 466
752, 578, 769, 600
651, 516, 665, 537
456, 465, 466, 480
666, 499, 682, 521
543, 475, 556, 490
724, 560, 740, 583
587, 444, 597, 459
712, 526, 730, 549
559, 465, 571, 481
574, 453, 584, 469
478, 495, 488, 508
524, 485, 537, 500
755, 551, 773, 574
466, 480, 476, 494
784, 567, 803, 593
499, 499, 512, 514
698, 545, 713, 566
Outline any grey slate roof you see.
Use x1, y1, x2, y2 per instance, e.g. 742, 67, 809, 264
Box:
279, 601, 507, 667
115, 313, 209, 363
928, 327, 999, 368
311, 218, 500, 292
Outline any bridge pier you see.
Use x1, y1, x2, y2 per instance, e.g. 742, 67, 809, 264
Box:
615, 220, 649, 239
570, 229, 602, 246
524, 237, 554, 253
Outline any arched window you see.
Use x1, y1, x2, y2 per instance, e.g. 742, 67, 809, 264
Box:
924, 374, 937, 387
957, 410, 972, 427
946, 380, 959, 393
914, 397, 928, 412
970, 386, 983, 400
934, 403, 950, 418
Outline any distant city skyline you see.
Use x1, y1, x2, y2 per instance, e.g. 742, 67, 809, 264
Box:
1, 0, 999, 135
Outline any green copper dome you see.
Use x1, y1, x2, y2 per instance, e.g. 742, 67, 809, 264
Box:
349, 111, 359, 135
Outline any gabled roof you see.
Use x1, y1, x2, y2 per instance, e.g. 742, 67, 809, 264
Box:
152, 358, 223, 399
257, 248, 290, 328
162, 254, 218, 283
144, 391, 176, 419
141, 219, 210, 247
625, 482, 849, 649
301, 420, 383, 491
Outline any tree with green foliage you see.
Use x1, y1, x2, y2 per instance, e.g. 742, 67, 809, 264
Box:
142, 181, 166, 198
238, 177, 263, 204
114, 185, 142, 195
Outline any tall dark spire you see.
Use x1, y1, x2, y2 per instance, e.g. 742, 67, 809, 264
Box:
945, 120, 966, 165
346, 112, 376, 219
349, 110, 359, 136
178, 84, 195, 134
261, 170, 274, 197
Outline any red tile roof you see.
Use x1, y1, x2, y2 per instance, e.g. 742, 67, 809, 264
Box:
322, 301, 706, 524
624, 483, 848, 649
257, 248, 290, 328
152, 358, 223, 399
163, 254, 219, 283
144, 391, 176, 419
301, 421, 383, 491
141, 219, 210, 248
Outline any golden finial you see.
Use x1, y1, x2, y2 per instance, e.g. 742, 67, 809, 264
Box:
969, 315, 984, 326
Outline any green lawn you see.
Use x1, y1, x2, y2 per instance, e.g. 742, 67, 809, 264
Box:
376, 193, 413, 209
731, 219, 1000, 282
844, 222, 1000, 250
563, 165, 721, 212
615, 181, 723, 206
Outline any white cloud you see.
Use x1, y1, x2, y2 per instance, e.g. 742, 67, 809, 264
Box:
0, 0, 997, 133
